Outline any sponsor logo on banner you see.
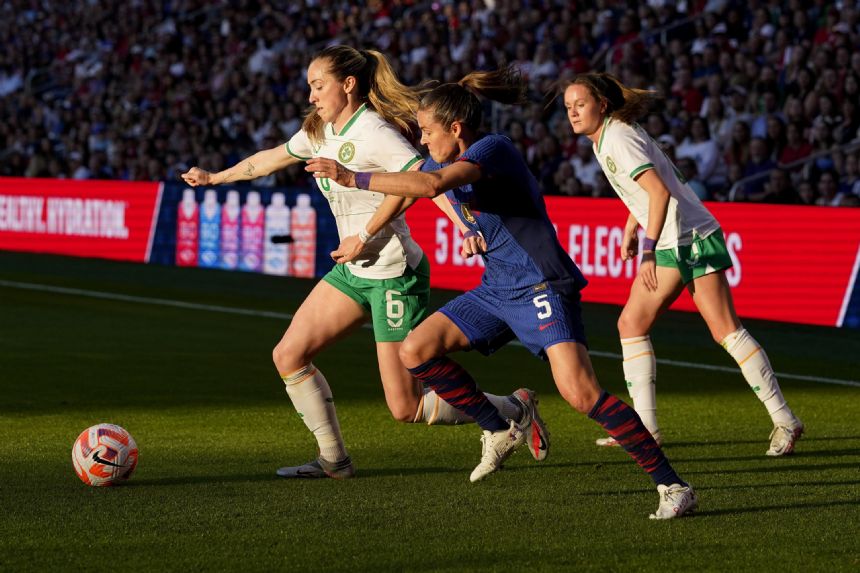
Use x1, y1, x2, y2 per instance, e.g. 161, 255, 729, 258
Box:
406, 196, 860, 327
0, 178, 162, 262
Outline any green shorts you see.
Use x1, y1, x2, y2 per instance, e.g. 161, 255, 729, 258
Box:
655, 229, 733, 285
322, 255, 431, 342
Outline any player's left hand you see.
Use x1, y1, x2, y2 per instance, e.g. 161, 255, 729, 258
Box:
306, 158, 355, 188
638, 252, 658, 292
331, 234, 365, 264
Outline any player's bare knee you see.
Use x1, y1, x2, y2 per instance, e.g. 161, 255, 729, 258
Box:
272, 340, 302, 374
388, 404, 416, 423
617, 311, 643, 338
398, 337, 425, 369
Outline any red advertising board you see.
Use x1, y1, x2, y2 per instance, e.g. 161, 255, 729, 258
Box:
406, 197, 860, 327
0, 178, 162, 262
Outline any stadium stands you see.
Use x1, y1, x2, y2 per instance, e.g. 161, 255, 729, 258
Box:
1, 0, 858, 206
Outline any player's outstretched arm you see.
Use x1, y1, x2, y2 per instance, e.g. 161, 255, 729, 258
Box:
306, 158, 481, 198
330, 161, 424, 264
182, 144, 300, 186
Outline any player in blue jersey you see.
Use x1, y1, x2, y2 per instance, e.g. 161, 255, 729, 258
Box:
562, 73, 802, 456
307, 67, 697, 519
182, 46, 547, 481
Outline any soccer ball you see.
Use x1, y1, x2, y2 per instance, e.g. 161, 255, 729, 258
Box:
72, 423, 139, 486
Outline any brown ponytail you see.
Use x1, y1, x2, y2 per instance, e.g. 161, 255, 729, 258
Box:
421, 65, 528, 131
566, 72, 660, 124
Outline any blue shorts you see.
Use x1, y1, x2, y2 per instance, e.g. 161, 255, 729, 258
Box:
439, 281, 588, 359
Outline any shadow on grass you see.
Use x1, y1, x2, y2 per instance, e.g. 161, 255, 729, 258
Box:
669, 447, 860, 464
666, 436, 860, 448
694, 498, 860, 518
128, 465, 466, 486
577, 478, 860, 497
684, 461, 860, 475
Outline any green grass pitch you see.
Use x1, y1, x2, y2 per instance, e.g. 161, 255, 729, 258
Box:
1, 252, 858, 572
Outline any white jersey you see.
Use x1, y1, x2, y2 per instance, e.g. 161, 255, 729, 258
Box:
286, 104, 424, 279
593, 118, 720, 248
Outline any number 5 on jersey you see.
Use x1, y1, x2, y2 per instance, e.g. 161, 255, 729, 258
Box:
533, 294, 552, 319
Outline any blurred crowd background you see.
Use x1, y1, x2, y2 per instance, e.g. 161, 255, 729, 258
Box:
2, 0, 859, 207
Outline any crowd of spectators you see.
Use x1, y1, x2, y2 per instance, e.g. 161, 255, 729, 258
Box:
2, 0, 859, 206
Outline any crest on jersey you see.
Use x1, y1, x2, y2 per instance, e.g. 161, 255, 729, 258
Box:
606, 156, 617, 174
338, 142, 355, 163
460, 204, 476, 223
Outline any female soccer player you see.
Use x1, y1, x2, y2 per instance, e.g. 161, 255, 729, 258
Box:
181, 46, 546, 480
307, 67, 696, 519
561, 73, 802, 455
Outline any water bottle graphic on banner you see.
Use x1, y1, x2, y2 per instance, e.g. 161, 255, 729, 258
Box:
220, 190, 241, 270
198, 189, 221, 268
263, 192, 290, 276
290, 193, 316, 278
176, 189, 199, 267
239, 191, 265, 272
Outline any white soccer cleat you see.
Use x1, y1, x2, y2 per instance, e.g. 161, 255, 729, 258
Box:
596, 432, 663, 447
276, 456, 355, 479
469, 420, 526, 483
510, 388, 550, 461
766, 422, 804, 456
649, 483, 698, 520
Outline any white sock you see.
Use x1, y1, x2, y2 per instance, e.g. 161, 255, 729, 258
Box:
282, 364, 348, 462
621, 335, 661, 439
721, 328, 798, 427
414, 389, 521, 425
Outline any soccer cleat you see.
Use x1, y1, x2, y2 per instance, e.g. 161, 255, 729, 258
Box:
649, 484, 698, 520
596, 432, 663, 447
766, 422, 804, 456
469, 420, 526, 483
510, 388, 550, 461
276, 455, 355, 479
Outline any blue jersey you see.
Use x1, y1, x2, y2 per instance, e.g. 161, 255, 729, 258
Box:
423, 134, 587, 296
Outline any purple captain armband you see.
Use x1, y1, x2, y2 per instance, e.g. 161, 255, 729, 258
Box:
641, 237, 658, 252
354, 172, 372, 190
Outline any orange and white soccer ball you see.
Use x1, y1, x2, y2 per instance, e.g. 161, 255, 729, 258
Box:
72, 423, 139, 486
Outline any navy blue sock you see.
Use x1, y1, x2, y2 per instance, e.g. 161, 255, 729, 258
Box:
408, 357, 508, 432
589, 390, 686, 487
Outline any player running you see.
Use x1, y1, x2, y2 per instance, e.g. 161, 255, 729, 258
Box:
307, 67, 696, 519
562, 73, 803, 456
181, 46, 548, 480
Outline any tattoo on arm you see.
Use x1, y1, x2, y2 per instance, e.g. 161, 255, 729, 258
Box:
242, 161, 255, 178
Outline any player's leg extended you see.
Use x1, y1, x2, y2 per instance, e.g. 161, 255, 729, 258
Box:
547, 342, 696, 519
375, 342, 524, 426
400, 310, 529, 481
689, 271, 803, 455
602, 264, 685, 446
273, 280, 367, 478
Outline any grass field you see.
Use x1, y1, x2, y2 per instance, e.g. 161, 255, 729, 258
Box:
1, 251, 858, 572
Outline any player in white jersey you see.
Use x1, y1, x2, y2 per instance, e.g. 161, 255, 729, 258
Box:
563, 73, 803, 456
181, 46, 548, 479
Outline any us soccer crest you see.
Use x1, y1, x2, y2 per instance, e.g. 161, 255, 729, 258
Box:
338, 142, 355, 163
460, 204, 476, 223
606, 156, 617, 174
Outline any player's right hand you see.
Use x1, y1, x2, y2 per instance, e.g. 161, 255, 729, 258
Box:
461, 233, 487, 258
181, 167, 211, 187
621, 231, 638, 261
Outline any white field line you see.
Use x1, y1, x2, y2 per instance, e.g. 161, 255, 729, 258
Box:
2, 279, 858, 389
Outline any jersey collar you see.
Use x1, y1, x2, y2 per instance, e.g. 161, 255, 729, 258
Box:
331, 103, 368, 137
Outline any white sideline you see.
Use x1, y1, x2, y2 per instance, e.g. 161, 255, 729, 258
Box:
2, 278, 858, 389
